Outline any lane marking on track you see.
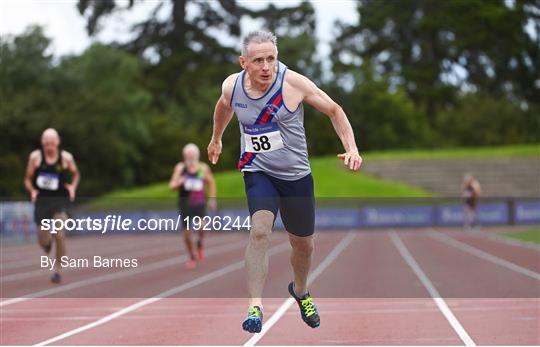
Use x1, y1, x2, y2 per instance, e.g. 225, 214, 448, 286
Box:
0, 240, 246, 307
429, 230, 540, 281
389, 231, 476, 347
476, 230, 540, 251
32, 241, 291, 346
243, 231, 356, 347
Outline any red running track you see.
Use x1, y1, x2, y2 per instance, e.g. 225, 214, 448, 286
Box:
0, 227, 538, 345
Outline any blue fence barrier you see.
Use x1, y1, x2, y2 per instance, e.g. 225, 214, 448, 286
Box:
436, 202, 509, 226
515, 200, 540, 224
1, 199, 539, 236
360, 205, 433, 228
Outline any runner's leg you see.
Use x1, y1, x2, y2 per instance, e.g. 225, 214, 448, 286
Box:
245, 210, 274, 308
288, 233, 314, 295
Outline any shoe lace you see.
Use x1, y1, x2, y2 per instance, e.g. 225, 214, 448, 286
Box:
248, 307, 261, 318
300, 297, 316, 317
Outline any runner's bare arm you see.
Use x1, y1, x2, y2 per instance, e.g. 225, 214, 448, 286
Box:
62, 151, 80, 201
203, 163, 217, 198
288, 71, 362, 171
473, 180, 482, 196
203, 163, 217, 210
208, 73, 238, 165
64, 151, 80, 186
24, 150, 39, 201
169, 163, 185, 191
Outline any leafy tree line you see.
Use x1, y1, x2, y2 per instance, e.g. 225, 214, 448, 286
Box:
1, 0, 538, 197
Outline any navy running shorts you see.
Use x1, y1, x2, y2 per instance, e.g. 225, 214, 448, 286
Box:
243, 171, 315, 237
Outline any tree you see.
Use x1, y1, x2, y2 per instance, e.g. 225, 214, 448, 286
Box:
77, 1, 324, 101
245, 1, 322, 81
0, 26, 155, 197
76, 1, 245, 105
53, 44, 153, 193
0, 26, 55, 196
77, 0, 242, 53
75, 0, 325, 171
333, 0, 540, 121
436, 94, 540, 146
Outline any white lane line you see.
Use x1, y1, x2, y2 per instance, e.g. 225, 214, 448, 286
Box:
243, 231, 356, 347
389, 231, 476, 347
0, 240, 246, 307
429, 230, 540, 281
479, 231, 540, 251
33, 242, 291, 346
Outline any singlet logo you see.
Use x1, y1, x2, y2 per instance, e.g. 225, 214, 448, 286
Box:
235, 102, 248, 109
264, 104, 280, 118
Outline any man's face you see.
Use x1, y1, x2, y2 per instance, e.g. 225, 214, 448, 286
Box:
240, 42, 278, 86
183, 149, 199, 166
41, 135, 59, 155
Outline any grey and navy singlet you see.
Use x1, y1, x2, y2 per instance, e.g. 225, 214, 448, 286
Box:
231, 61, 311, 181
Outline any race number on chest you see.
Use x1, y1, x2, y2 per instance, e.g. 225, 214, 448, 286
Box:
184, 177, 204, 192
36, 172, 60, 191
243, 123, 284, 153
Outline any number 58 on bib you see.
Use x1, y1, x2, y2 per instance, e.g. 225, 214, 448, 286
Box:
243, 122, 285, 153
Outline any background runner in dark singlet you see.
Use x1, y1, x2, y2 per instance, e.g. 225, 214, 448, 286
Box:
462, 173, 481, 229
24, 128, 80, 283
169, 143, 216, 269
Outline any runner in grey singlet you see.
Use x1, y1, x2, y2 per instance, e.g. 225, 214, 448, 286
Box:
231, 61, 311, 180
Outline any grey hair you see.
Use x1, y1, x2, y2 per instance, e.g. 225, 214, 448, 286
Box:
182, 143, 200, 157
241, 30, 277, 56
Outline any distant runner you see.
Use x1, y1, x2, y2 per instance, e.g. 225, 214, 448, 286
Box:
462, 173, 481, 229
170, 143, 217, 269
207, 30, 362, 333
24, 128, 80, 283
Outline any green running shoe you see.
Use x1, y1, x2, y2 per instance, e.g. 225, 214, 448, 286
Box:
288, 282, 320, 328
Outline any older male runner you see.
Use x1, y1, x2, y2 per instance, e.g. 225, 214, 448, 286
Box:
24, 128, 80, 283
207, 30, 362, 333
169, 143, 217, 269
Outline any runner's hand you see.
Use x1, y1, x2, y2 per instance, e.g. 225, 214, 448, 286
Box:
30, 189, 39, 203
207, 197, 217, 212
177, 176, 186, 187
207, 139, 222, 165
64, 183, 76, 202
337, 151, 362, 171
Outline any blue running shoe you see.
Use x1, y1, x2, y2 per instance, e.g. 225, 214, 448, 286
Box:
242, 306, 263, 333
51, 273, 61, 284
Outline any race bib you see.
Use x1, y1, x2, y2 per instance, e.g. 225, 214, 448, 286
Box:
36, 172, 60, 191
243, 123, 284, 153
184, 177, 204, 192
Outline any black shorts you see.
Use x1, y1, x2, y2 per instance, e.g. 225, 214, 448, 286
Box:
179, 203, 207, 229
465, 198, 477, 209
243, 171, 315, 237
34, 196, 71, 225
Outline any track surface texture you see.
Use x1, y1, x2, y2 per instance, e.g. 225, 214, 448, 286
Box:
1, 227, 538, 345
